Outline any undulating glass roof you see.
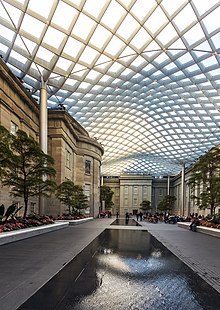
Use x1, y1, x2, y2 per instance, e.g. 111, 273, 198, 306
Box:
1, 0, 220, 176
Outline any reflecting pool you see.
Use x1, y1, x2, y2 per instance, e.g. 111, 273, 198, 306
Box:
19, 229, 220, 310
111, 219, 141, 226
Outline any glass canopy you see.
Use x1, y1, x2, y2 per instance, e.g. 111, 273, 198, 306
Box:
1, 0, 220, 176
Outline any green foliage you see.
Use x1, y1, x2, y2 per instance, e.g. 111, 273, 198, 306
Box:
0, 203, 22, 223
188, 146, 220, 215
140, 200, 151, 212
100, 185, 114, 210
204, 213, 220, 224
157, 195, 176, 212
56, 180, 88, 215
0, 125, 12, 178
0, 126, 57, 218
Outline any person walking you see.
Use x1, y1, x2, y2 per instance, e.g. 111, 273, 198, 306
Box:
139, 211, 143, 221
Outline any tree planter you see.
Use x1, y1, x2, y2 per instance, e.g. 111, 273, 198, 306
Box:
0, 222, 69, 246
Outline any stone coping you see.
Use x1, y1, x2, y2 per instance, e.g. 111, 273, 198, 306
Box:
178, 222, 220, 238
0, 222, 69, 246
56, 217, 93, 225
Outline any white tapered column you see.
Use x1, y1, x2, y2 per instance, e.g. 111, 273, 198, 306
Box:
167, 175, 170, 195
40, 79, 47, 154
39, 78, 47, 214
181, 164, 185, 215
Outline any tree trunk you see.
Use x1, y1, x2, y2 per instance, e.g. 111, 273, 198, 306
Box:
23, 196, 28, 218
210, 202, 215, 215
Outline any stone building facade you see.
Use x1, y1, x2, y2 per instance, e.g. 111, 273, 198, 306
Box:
0, 58, 103, 217
103, 174, 152, 216
104, 172, 216, 217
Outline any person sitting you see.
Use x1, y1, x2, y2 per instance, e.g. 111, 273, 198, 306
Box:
189, 217, 200, 231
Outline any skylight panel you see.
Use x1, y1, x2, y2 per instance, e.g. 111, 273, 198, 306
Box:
202, 6, 220, 34
80, 46, 99, 65
116, 13, 140, 40
55, 57, 72, 71
25, 74, 38, 85
21, 14, 45, 39
164, 62, 177, 71
131, 0, 157, 21
154, 52, 169, 65
51, 2, 78, 30
83, 0, 107, 18
96, 54, 112, 70
200, 55, 218, 68
0, 42, 8, 54
71, 63, 88, 75
210, 32, 220, 50
7, 63, 21, 76
144, 40, 161, 57
185, 63, 200, 73
105, 36, 125, 57
86, 70, 101, 81
89, 24, 111, 49
177, 52, 193, 65
63, 37, 84, 59
130, 27, 151, 50
161, 0, 186, 17
17, 36, 36, 55
79, 82, 91, 90
0, 24, 14, 42
2, 2, 21, 28
157, 23, 178, 45
108, 61, 125, 74
101, 1, 126, 30
10, 50, 27, 64
208, 67, 220, 77
183, 24, 205, 46
173, 4, 196, 32
11, 0, 25, 3
72, 13, 95, 41
130, 55, 146, 67
144, 6, 168, 34
43, 27, 66, 49
99, 75, 112, 83
36, 46, 54, 62
28, 0, 54, 19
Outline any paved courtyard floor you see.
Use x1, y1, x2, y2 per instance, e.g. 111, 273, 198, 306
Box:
0, 217, 219, 310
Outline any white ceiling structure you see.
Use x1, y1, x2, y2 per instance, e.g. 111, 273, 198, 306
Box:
1, 0, 220, 177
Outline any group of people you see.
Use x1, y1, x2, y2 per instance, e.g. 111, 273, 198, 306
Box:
104, 211, 202, 232
136, 212, 144, 221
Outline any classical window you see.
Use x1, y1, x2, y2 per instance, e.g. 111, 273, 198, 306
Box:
143, 186, 147, 194
85, 160, 91, 175
133, 186, 138, 194
11, 121, 18, 135
124, 186, 128, 195
133, 197, 137, 205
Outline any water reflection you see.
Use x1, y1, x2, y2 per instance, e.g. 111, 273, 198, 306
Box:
56, 230, 220, 310
111, 219, 141, 226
